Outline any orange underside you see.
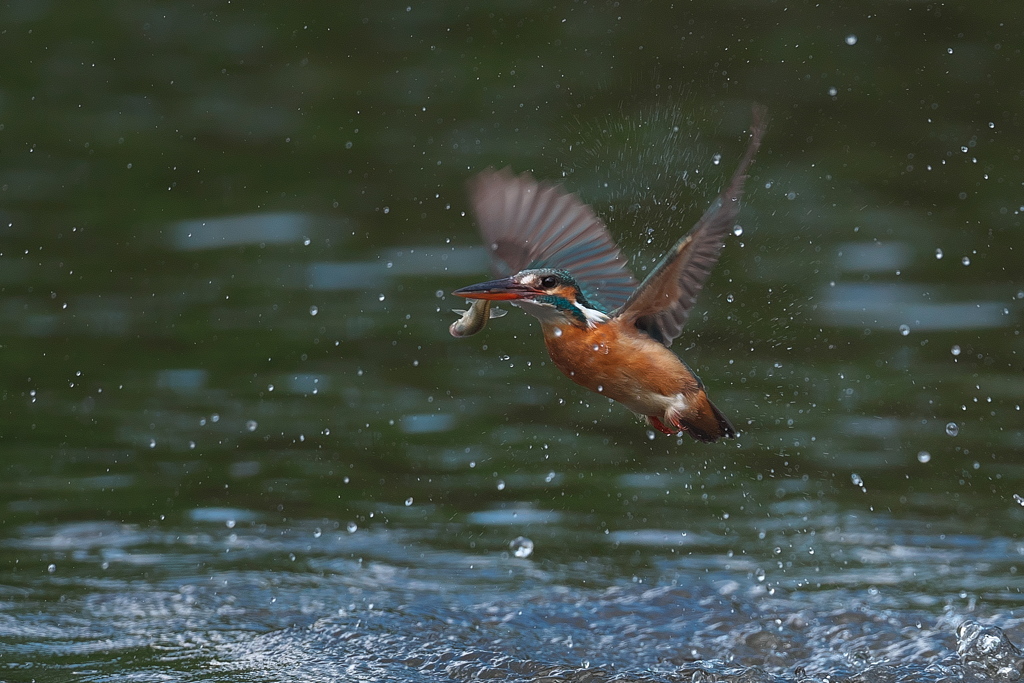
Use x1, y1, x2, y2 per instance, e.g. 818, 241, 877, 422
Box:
541, 321, 697, 411
540, 320, 728, 440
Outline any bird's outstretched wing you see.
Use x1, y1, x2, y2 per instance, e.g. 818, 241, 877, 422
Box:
468, 168, 638, 313
612, 107, 767, 346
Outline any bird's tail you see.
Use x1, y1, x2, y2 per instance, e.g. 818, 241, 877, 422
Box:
674, 394, 737, 443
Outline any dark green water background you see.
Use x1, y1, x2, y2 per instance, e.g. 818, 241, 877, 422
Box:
0, 2, 1022, 681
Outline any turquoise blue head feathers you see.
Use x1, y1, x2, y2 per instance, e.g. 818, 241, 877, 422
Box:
451, 267, 611, 328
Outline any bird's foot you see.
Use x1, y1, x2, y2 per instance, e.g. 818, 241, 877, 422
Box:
647, 416, 677, 436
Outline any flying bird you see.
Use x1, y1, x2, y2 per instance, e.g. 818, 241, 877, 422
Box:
452, 109, 766, 442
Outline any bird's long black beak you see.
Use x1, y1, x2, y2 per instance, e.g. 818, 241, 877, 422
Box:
452, 277, 538, 301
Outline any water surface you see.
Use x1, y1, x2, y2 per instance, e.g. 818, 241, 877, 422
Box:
1, 1, 1022, 681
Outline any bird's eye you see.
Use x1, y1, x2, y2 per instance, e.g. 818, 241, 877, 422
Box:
540, 275, 558, 289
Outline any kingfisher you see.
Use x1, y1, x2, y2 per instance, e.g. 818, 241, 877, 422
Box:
451, 109, 766, 442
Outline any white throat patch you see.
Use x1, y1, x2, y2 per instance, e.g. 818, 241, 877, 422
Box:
577, 303, 609, 326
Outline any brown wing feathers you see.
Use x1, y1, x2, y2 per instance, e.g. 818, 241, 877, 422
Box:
467, 108, 766, 324
468, 168, 638, 311
616, 108, 767, 346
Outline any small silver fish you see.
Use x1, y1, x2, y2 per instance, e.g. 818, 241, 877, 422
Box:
449, 299, 507, 337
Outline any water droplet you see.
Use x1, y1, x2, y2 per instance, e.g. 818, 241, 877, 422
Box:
496, 479, 505, 491
226, 519, 236, 529
827, 86, 838, 96
246, 420, 258, 432
378, 294, 385, 302
509, 536, 534, 559
711, 153, 722, 166
405, 497, 413, 506
851, 473, 864, 488
733, 225, 743, 236
310, 305, 319, 316
1014, 494, 1024, 507
149, 438, 156, 449
917, 451, 931, 463
898, 324, 910, 336
346, 521, 358, 533
945, 422, 959, 437
545, 471, 556, 483
726, 293, 735, 303
47, 564, 56, 574
961, 256, 970, 266
845, 34, 858, 45
313, 527, 322, 538
935, 248, 943, 260
951, 345, 961, 356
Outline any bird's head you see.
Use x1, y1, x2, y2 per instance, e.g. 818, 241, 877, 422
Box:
453, 268, 609, 328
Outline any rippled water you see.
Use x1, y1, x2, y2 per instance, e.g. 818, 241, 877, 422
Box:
4, 517, 1024, 681
1, 1, 1022, 681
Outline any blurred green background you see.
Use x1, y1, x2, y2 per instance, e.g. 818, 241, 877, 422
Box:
0, 1, 1021, 680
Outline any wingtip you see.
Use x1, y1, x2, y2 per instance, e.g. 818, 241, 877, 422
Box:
467, 166, 509, 196
751, 103, 769, 134
743, 104, 769, 166
468, 166, 535, 195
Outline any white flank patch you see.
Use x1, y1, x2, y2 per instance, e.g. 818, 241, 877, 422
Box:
664, 393, 690, 422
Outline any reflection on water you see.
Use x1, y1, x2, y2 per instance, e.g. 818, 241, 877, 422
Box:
172, 212, 316, 250
822, 282, 1013, 331
1, 0, 1022, 681
308, 247, 487, 290
835, 241, 914, 273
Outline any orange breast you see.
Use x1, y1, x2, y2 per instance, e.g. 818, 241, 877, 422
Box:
541, 321, 699, 415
